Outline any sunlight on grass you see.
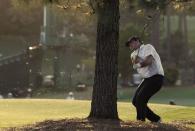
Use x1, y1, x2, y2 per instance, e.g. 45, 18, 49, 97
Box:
0, 99, 195, 128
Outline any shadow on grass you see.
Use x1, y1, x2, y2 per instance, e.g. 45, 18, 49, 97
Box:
5, 118, 194, 131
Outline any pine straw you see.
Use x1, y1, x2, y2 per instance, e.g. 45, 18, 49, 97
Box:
6, 118, 194, 131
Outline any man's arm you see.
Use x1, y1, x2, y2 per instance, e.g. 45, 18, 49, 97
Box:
140, 55, 154, 67
133, 55, 154, 69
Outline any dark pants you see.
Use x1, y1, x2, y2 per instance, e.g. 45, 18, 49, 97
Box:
132, 74, 164, 122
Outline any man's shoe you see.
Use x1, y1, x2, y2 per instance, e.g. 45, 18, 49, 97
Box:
151, 118, 161, 123
157, 118, 162, 123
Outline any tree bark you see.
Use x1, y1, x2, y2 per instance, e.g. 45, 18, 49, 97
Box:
151, 11, 160, 50
89, 0, 119, 119
181, 11, 189, 67
178, 12, 183, 33
166, 7, 171, 63
183, 12, 189, 54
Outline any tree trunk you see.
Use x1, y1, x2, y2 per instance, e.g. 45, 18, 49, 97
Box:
89, 0, 119, 119
183, 12, 189, 55
166, 7, 171, 63
53, 48, 61, 88
178, 12, 183, 33
151, 11, 160, 50
178, 12, 189, 66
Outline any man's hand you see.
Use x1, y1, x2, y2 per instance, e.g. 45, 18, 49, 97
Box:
133, 63, 141, 69
133, 55, 154, 69
132, 56, 142, 64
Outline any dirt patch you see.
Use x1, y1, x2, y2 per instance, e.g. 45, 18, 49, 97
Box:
173, 120, 195, 125
7, 119, 194, 131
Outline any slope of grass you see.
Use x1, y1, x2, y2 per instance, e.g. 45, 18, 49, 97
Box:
34, 86, 195, 106
117, 86, 195, 106
0, 99, 195, 128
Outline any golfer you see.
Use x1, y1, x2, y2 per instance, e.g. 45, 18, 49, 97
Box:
125, 36, 164, 122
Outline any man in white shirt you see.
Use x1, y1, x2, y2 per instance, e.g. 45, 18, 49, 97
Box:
125, 36, 164, 122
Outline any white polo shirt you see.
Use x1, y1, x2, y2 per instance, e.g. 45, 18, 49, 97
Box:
131, 44, 164, 78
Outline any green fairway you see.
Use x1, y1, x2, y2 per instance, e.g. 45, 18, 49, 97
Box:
118, 86, 195, 106
0, 99, 195, 129
34, 86, 195, 106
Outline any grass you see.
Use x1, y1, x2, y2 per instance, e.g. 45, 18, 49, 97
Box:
0, 99, 195, 129
118, 86, 195, 106
34, 86, 195, 106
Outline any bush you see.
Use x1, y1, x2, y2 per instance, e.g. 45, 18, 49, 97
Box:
164, 68, 179, 86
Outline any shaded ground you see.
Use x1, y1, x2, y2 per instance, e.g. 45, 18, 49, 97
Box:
6, 119, 194, 131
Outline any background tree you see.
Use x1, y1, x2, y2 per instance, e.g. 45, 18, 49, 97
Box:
137, 0, 168, 50
0, 0, 42, 56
